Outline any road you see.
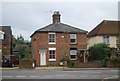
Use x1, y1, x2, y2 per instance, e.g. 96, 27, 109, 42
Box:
2, 69, 119, 80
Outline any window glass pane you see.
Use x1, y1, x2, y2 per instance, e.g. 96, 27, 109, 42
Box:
71, 55, 76, 59
70, 34, 76, 39
103, 36, 109, 44
49, 50, 55, 59
49, 34, 55, 43
70, 49, 77, 60
70, 34, 76, 44
71, 39, 75, 43
70, 50, 77, 55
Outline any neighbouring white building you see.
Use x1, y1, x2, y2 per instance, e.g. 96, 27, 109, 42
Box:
87, 20, 119, 48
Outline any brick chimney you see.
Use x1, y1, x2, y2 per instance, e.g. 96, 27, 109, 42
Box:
52, 11, 61, 23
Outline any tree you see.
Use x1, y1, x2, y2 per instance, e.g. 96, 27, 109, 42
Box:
12, 35, 31, 59
18, 45, 31, 59
88, 43, 110, 61
16, 34, 25, 44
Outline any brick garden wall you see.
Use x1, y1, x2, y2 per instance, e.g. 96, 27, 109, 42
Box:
74, 61, 111, 68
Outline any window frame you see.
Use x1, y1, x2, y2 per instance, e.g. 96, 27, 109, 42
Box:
0, 31, 5, 40
49, 48, 56, 61
70, 48, 77, 60
103, 36, 109, 44
70, 34, 77, 44
48, 32, 56, 44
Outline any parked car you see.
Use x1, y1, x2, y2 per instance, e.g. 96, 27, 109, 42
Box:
2, 55, 19, 67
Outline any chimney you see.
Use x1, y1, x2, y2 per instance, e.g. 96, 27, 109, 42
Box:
52, 11, 61, 23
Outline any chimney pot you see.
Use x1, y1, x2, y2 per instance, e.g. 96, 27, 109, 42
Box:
52, 11, 61, 23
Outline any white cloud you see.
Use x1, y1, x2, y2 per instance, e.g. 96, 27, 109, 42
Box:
1, 2, 118, 40
2, 0, 120, 2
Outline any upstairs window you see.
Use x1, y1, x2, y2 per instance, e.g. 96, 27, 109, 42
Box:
70, 34, 76, 44
0, 31, 5, 40
70, 48, 77, 60
103, 36, 109, 44
49, 33, 55, 44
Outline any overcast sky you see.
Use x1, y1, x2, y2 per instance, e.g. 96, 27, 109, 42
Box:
0, 1, 119, 40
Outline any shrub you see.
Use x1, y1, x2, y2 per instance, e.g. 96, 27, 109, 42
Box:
109, 56, 120, 67
109, 56, 120, 63
67, 61, 74, 68
59, 56, 70, 62
88, 43, 110, 61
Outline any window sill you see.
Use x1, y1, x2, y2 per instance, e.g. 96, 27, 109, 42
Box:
49, 42, 56, 44
49, 59, 56, 61
70, 43, 77, 45
71, 59, 77, 61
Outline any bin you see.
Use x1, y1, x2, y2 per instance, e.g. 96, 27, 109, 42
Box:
102, 59, 106, 67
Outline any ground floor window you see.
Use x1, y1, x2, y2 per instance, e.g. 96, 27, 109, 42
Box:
70, 48, 77, 60
49, 48, 56, 61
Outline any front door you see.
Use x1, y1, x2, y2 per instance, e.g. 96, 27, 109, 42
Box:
39, 50, 47, 66
40, 53, 46, 66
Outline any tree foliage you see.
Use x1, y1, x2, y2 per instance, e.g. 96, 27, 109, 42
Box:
12, 35, 31, 59
16, 34, 25, 44
88, 43, 110, 61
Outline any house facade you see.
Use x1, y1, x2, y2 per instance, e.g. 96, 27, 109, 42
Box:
31, 11, 88, 66
0, 26, 12, 55
87, 20, 120, 48
87, 20, 120, 58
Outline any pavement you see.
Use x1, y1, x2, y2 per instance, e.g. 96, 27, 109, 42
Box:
0, 66, 119, 70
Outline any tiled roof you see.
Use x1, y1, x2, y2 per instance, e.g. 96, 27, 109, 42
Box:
88, 20, 120, 37
31, 23, 87, 37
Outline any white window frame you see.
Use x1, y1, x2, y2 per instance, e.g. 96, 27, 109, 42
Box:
70, 49, 77, 60
0, 31, 5, 40
70, 34, 76, 44
103, 36, 109, 44
48, 32, 56, 44
49, 48, 56, 61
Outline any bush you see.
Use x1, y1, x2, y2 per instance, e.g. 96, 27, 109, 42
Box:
109, 56, 120, 63
88, 43, 110, 61
67, 61, 74, 68
109, 56, 120, 67
59, 56, 70, 62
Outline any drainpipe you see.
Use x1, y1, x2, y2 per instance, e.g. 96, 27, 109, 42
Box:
84, 52, 86, 63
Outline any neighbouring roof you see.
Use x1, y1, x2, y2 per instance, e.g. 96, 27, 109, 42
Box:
0, 26, 12, 44
88, 20, 120, 37
31, 23, 88, 37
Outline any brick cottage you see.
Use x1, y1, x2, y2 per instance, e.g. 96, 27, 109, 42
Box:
0, 26, 12, 55
31, 11, 88, 66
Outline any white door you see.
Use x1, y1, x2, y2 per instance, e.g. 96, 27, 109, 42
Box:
40, 53, 46, 66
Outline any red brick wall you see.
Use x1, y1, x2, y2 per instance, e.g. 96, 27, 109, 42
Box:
2, 44, 11, 54
31, 32, 87, 66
